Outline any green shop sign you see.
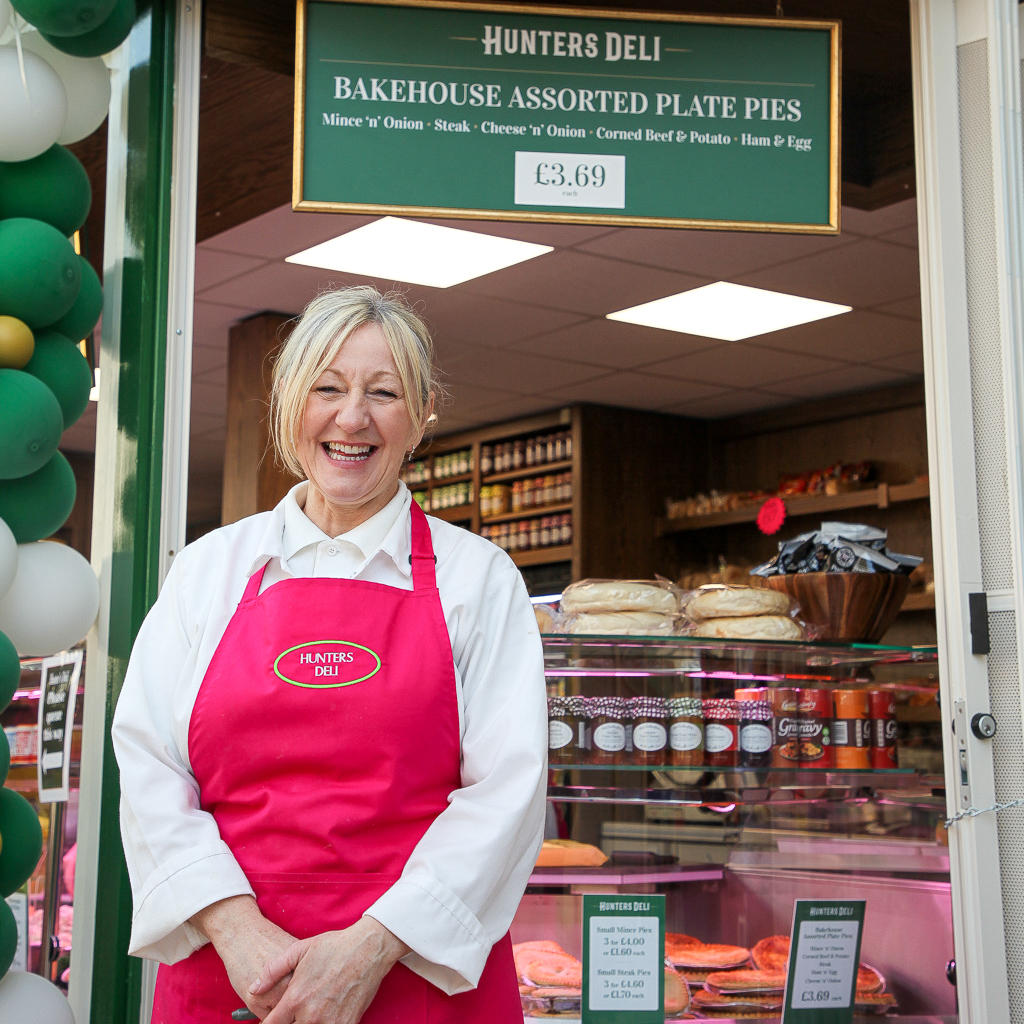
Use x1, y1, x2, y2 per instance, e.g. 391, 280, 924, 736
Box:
294, 0, 840, 231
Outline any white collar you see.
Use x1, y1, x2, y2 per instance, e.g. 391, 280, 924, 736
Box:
247, 481, 413, 579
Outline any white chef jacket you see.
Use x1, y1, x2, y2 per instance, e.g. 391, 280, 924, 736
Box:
111, 481, 548, 995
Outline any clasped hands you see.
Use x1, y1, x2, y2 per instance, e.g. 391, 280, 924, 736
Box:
191, 895, 411, 1023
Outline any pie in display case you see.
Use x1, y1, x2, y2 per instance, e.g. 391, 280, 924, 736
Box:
512, 635, 954, 1022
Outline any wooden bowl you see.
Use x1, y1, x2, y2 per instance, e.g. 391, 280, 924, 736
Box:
761, 572, 911, 643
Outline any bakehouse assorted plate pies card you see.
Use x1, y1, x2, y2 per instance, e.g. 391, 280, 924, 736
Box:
36, 649, 84, 804
582, 894, 665, 1023
782, 899, 867, 1024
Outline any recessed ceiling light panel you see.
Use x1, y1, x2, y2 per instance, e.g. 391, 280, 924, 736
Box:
606, 281, 852, 341
285, 216, 553, 288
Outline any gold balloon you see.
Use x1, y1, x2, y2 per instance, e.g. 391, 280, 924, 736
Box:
0, 317, 34, 369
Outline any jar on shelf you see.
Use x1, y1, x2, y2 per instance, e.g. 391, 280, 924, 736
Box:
513, 439, 525, 469
481, 445, 493, 474
518, 521, 529, 550
630, 696, 669, 765
588, 697, 629, 764
512, 480, 523, 512
529, 519, 541, 548
667, 696, 704, 766
544, 475, 556, 505
739, 699, 773, 769
458, 449, 470, 475
559, 514, 572, 545
833, 689, 871, 769
555, 431, 566, 461
501, 442, 514, 471
546, 434, 556, 462
703, 699, 740, 767
540, 517, 552, 546
547, 696, 579, 765
526, 436, 537, 466
522, 478, 534, 508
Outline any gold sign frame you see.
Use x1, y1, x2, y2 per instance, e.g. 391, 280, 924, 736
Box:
293, 0, 841, 233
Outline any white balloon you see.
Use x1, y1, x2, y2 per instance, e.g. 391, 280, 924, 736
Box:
0, 971, 76, 1024
0, 0, 10, 39
0, 519, 15, 601
0, 541, 98, 657
21, 32, 110, 144
0, 46, 68, 162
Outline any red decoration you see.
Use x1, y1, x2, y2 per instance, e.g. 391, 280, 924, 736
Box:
757, 496, 787, 535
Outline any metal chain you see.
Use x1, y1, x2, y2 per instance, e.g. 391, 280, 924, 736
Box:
945, 796, 1024, 829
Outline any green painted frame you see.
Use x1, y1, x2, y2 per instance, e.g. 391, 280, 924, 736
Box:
84, 1, 176, 1021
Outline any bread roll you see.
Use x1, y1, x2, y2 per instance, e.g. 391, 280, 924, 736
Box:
561, 580, 677, 615
687, 585, 791, 621
569, 611, 676, 635
693, 615, 803, 641
534, 605, 556, 633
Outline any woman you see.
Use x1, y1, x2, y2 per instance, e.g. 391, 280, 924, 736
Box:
112, 286, 548, 1023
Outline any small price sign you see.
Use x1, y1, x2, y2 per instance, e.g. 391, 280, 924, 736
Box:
36, 650, 83, 804
782, 899, 866, 1024
582, 893, 664, 1023
514, 151, 625, 209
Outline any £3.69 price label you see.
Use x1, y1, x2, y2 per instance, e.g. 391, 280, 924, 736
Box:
588, 915, 659, 1011
514, 151, 626, 209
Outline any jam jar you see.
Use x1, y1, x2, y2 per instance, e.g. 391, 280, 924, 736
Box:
703, 699, 740, 767
630, 696, 669, 765
667, 697, 704, 766
547, 696, 578, 766
588, 697, 629, 765
738, 699, 773, 769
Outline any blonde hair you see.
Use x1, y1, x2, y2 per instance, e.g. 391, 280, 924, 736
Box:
270, 285, 439, 478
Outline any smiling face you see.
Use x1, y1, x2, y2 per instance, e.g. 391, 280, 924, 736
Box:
296, 323, 429, 534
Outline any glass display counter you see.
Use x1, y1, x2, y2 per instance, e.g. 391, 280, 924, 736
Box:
512, 635, 953, 1021
1, 652, 83, 985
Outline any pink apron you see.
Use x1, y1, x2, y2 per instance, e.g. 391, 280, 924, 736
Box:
151, 503, 522, 1023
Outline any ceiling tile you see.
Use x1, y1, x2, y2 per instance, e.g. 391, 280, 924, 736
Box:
874, 350, 926, 375
877, 225, 918, 249
443, 383, 528, 415
428, 217, 615, 248
193, 300, 252, 346
203, 204, 378, 260
747, 310, 922, 363
462, 250, 708, 316
511, 317, 720, 369
764, 363, 914, 399
192, 344, 227, 375
670, 389, 794, 419
541, 372, 728, 411
451, 396, 564, 427
194, 248, 268, 291
422, 291, 586, 348
737, 238, 920, 308
839, 198, 917, 237
444, 348, 607, 393
873, 296, 922, 320
645, 343, 844, 389
575, 226, 855, 279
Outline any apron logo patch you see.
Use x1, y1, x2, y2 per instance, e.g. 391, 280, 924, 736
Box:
273, 640, 381, 689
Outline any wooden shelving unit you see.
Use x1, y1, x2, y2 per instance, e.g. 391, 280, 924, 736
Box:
657, 479, 930, 536
512, 545, 573, 568
484, 460, 573, 485
482, 502, 573, 525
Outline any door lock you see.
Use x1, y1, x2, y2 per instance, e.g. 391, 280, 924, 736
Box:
971, 713, 997, 739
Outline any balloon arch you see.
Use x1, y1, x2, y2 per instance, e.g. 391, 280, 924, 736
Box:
0, 0, 126, 1006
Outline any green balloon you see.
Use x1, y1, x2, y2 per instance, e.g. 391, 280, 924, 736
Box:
0, 370, 63, 480
0, 789, 42, 898
11, 0, 118, 36
0, 632, 18, 715
49, 258, 102, 343
0, 899, 15, 978
0, 452, 76, 544
0, 147, 91, 237
23, 332, 92, 429
0, 220, 81, 331
42, 0, 135, 56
